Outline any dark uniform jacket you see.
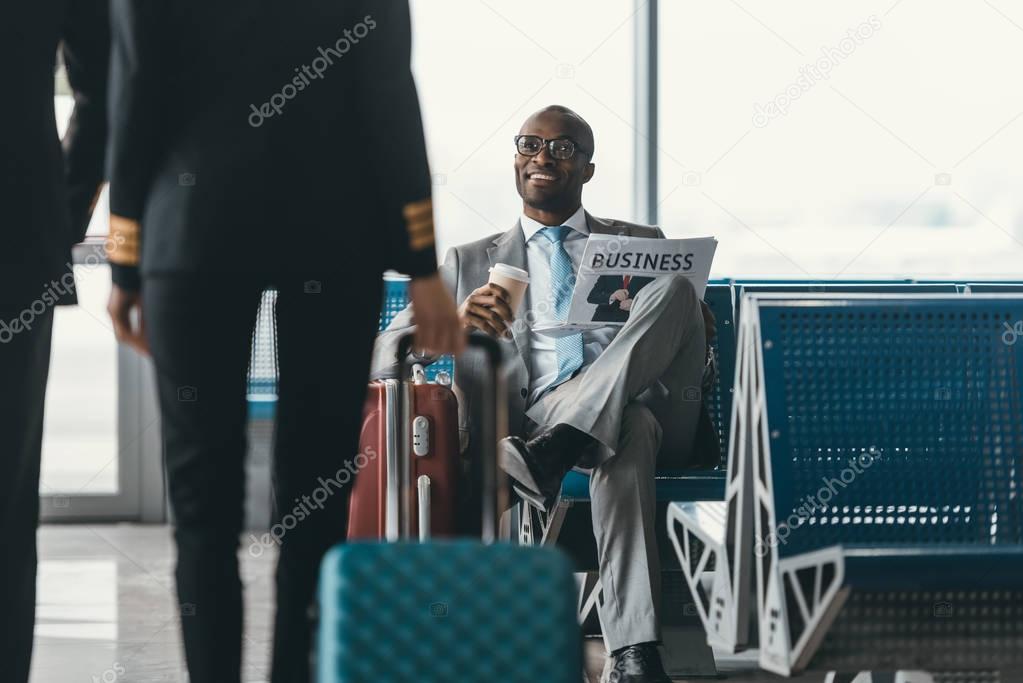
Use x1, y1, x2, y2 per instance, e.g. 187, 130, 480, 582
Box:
106, 0, 438, 288
0, 0, 109, 310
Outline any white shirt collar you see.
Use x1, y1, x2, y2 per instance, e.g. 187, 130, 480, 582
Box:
520, 205, 589, 242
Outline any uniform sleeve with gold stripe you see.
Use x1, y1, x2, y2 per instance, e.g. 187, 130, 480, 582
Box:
350, 0, 438, 279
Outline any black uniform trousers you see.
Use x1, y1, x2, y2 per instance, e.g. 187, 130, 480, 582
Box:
143, 271, 381, 683
0, 307, 54, 683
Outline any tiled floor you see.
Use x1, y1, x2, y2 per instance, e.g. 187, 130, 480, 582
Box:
34, 525, 274, 683
33, 524, 817, 683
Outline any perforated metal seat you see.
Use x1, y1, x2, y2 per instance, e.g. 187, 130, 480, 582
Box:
247, 289, 279, 420
743, 294, 1023, 676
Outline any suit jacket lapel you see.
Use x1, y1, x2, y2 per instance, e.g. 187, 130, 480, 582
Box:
486, 222, 531, 374
585, 212, 623, 236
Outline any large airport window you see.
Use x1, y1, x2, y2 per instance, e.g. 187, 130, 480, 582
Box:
659, 1, 1023, 278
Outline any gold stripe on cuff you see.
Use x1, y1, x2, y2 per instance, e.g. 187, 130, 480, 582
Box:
402, 198, 435, 252
107, 214, 141, 265
402, 197, 433, 221
410, 232, 435, 250
408, 220, 434, 239
408, 221, 434, 235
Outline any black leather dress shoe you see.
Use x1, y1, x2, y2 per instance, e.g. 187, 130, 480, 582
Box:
498, 424, 594, 510
607, 643, 671, 683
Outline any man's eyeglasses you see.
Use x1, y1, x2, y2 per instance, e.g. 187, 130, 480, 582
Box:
514, 135, 587, 160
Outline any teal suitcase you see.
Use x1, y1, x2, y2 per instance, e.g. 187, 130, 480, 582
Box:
316, 335, 583, 682
318, 540, 581, 682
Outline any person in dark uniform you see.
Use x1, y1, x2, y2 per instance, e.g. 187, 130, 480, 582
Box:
586, 274, 655, 322
0, 2, 110, 681
104, 1, 463, 681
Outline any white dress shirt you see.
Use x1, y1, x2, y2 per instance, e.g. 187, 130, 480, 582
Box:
521, 206, 618, 405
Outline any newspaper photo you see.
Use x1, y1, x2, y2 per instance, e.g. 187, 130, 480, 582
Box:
534, 234, 717, 337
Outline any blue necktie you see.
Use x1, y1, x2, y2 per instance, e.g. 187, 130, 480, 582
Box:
539, 226, 584, 390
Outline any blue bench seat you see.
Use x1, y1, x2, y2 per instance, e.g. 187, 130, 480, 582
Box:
841, 547, 1023, 591
560, 469, 726, 503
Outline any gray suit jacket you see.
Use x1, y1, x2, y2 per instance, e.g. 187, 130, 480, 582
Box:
371, 212, 719, 467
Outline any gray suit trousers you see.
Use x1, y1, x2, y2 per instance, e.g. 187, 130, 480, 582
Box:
524, 274, 706, 651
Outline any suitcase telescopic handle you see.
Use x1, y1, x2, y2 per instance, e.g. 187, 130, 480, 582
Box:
397, 333, 508, 543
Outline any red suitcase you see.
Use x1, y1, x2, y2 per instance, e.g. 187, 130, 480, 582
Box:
347, 368, 461, 539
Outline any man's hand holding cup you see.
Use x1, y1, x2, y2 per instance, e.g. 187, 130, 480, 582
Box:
458, 283, 514, 338
458, 263, 530, 340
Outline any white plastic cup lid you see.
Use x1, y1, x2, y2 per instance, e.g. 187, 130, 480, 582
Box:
489, 263, 530, 283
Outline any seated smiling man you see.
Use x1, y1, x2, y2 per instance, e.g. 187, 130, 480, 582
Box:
373, 105, 715, 683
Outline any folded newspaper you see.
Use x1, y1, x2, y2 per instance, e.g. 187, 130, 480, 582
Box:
533, 234, 717, 337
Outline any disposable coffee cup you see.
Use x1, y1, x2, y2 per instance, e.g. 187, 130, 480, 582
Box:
488, 263, 530, 316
